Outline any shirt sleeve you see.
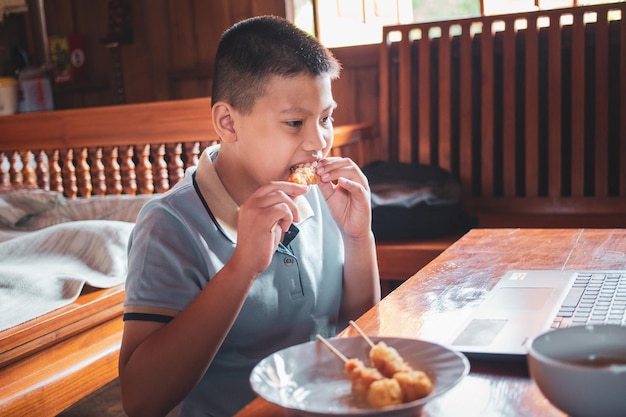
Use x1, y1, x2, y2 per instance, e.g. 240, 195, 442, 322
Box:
123, 196, 215, 322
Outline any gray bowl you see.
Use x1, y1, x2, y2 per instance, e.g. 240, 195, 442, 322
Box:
527, 325, 626, 417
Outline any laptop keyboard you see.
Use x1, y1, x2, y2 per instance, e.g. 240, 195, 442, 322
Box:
552, 272, 626, 329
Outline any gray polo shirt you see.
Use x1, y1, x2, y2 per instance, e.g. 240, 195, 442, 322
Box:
124, 146, 344, 416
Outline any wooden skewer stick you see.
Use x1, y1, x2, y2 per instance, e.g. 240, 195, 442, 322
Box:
316, 334, 348, 363
349, 320, 376, 348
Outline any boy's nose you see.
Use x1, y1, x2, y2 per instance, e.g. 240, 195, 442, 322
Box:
303, 126, 330, 152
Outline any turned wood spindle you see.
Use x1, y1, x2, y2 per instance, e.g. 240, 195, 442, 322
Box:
152, 144, 170, 194
76, 148, 93, 198
167, 143, 184, 186
62, 149, 78, 199
120, 146, 137, 196
104, 146, 122, 195
47, 149, 64, 194
136, 144, 154, 195
185, 141, 201, 168
35, 150, 50, 191
0, 152, 10, 188
9, 151, 23, 186
90, 147, 107, 196
20, 151, 37, 187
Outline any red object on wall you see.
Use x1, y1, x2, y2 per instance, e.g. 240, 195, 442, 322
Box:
49, 34, 87, 83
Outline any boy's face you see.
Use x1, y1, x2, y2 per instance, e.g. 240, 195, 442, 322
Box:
229, 73, 336, 187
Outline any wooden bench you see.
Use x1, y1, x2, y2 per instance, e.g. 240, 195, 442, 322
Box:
0, 285, 124, 416
375, 2, 626, 286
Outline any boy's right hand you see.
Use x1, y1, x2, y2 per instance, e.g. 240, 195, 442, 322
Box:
231, 181, 308, 277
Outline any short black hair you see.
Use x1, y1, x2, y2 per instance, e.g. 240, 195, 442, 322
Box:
211, 15, 341, 114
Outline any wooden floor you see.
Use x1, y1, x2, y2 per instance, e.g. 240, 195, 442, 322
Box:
56, 379, 127, 417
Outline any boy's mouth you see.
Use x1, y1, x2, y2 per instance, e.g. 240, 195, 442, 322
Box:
290, 161, 318, 171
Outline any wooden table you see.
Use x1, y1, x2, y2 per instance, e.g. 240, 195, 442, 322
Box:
235, 228, 626, 417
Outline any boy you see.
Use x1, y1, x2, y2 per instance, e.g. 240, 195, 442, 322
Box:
119, 15, 380, 417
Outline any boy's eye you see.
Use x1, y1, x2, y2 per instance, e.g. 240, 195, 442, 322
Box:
285, 115, 333, 129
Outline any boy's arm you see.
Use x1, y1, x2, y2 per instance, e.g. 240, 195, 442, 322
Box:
119, 250, 261, 417
340, 229, 381, 323
316, 158, 382, 323
119, 182, 308, 417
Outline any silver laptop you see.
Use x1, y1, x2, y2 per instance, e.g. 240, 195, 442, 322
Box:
448, 270, 626, 358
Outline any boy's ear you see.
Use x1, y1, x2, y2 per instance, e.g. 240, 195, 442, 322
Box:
212, 102, 237, 143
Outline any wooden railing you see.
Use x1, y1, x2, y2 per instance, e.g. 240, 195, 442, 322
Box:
0, 142, 210, 198
0, 98, 215, 198
379, 2, 626, 222
0, 98, 375, 198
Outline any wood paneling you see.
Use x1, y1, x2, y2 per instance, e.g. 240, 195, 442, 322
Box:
329, 44, 379, 126
28, 0, 289, 108
380, 3, 626, 218
1, 0, 378, 127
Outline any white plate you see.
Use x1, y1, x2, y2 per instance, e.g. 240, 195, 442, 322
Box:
250, 336, 470, 416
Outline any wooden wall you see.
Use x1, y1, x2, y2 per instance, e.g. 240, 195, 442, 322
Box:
43, 0, 288, 108
0, 0, 380, 127
331, 44, 379, 126
379, 3, 626, 217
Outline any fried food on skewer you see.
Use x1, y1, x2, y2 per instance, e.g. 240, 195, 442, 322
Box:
369, 341, 433, 400
345, 358, 405, 407
317, 335, 405, 408
316, 335, 377, 402
367, 377, 403, 407
348, 321, 434, 400
348, 320, 412, 377
393, 370, 433, 402
344, 358, 383, 402
317, 332, 433, 407
369, 341, 413, 377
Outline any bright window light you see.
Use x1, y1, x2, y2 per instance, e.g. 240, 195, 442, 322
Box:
293, 0, 624, 48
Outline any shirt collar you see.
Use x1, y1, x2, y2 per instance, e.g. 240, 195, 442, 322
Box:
194, 145, 314, 243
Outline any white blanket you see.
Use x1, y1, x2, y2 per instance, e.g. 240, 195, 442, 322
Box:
0, 190, 155, 332
0, 219, 135, 331
0, 189, 154, 232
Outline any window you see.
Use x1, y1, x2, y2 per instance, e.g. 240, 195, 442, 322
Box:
295, 0, 479, 47
294, 0, 624, 47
